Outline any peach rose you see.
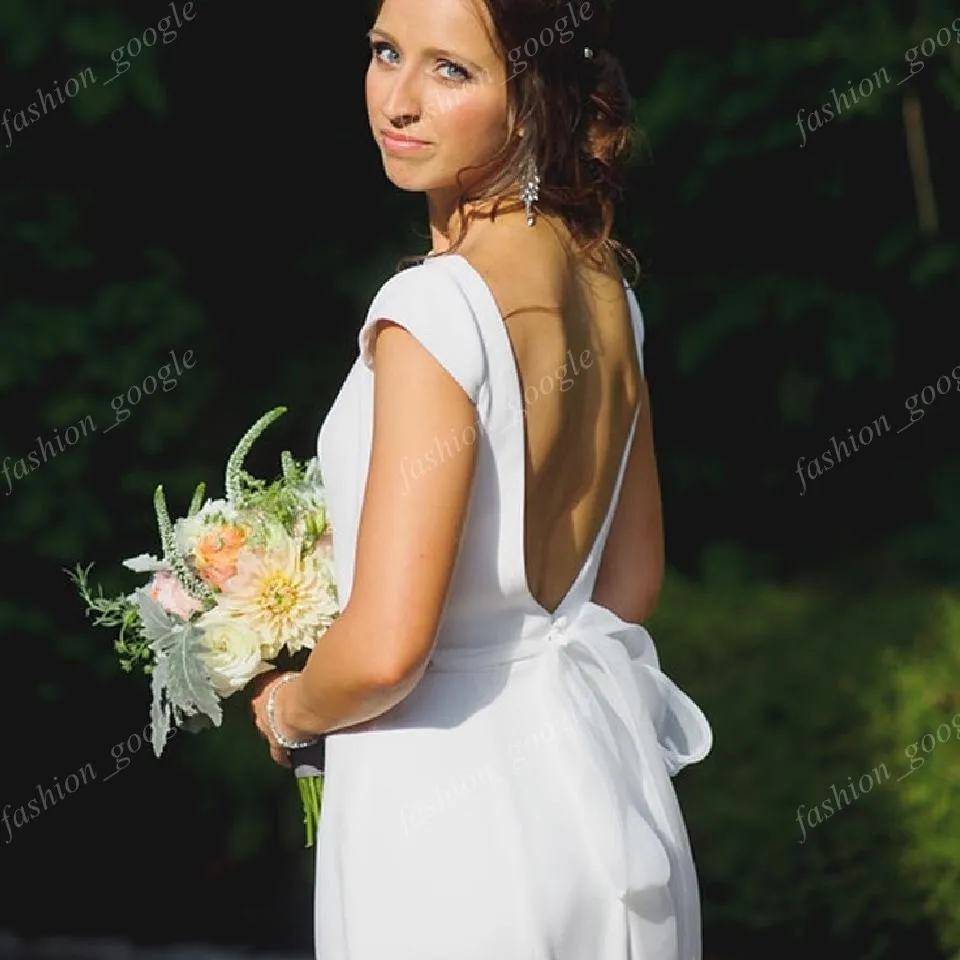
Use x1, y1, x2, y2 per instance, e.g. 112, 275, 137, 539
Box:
194, 525, 248, 590
148, 570, 204, 620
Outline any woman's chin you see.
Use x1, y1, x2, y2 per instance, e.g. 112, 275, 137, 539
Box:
381, 164, 436, 193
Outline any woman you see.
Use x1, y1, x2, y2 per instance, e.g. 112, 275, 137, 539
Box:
251, 0, 713, 956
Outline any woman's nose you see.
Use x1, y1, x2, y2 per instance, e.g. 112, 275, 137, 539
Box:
381, 69, 423, 127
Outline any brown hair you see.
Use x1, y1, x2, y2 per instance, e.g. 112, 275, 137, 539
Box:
376, 0, 640, 281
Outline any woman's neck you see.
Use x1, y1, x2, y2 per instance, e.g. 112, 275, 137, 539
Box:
427, 198, 568, 257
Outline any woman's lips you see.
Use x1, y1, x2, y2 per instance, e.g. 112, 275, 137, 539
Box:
380, 130, 431, 153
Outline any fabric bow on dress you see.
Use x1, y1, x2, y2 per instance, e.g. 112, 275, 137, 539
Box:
429, 600, 713, 905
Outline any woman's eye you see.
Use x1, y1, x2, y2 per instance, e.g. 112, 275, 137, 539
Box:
438, 60, 470, 82
370, 41, 400, 65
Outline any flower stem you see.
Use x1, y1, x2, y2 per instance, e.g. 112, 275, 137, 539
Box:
297, 774, 324, 848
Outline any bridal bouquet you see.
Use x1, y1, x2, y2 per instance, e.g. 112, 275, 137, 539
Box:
67, 406, 339, 846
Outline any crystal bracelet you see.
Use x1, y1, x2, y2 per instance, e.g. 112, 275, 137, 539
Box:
266, 672, 320, 749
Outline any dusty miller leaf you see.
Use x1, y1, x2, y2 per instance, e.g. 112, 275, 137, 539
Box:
135, 589, 222, 757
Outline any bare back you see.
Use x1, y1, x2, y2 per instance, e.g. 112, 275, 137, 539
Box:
460, 227, 649, 616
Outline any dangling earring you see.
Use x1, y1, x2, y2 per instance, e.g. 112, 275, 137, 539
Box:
520, 156, 540, 227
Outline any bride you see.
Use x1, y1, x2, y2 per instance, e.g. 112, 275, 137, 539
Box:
251, 0, 713, 956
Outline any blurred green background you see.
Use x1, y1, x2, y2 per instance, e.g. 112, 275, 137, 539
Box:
1, 0, 959, 957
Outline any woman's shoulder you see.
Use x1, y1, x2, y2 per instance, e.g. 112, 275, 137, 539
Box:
360, 257, 487, 401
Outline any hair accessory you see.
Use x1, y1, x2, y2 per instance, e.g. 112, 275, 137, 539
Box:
583, 46, 594, 59
520, 156, 541, 227
266, 672, 320, 750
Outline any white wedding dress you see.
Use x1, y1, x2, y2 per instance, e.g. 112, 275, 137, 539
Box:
314, 253, 713, 960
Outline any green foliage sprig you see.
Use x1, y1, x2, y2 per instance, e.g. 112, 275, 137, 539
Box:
225, 406, 288, 504
65, 562, 153, 673
188, 481, 206, 517
154, 484, 212, 602
243, 456, 321, 536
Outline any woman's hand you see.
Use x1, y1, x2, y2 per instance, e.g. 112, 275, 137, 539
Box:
249, 669, 292, 768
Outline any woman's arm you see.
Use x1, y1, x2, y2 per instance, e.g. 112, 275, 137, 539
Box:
591, 376, 665, 624
270, 318, 480, 740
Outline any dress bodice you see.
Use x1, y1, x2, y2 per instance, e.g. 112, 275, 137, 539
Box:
318, 254, 644, 655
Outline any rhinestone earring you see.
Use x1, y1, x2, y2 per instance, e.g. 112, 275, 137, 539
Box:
520, 156, 541, 227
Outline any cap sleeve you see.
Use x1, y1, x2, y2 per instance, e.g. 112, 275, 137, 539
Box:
359, 262, 487, 404
624, 282, 646, 379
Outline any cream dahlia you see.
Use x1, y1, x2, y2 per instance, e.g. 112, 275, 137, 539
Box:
217, 532, 337, 657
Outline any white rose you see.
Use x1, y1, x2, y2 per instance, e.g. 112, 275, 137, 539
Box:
197, 611, 271, 697
175, 499, 238, 556
174, 516, 203, 557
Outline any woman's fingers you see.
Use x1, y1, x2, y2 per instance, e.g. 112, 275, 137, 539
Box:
271, 743, 291, 767
250, 680, 291, 765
